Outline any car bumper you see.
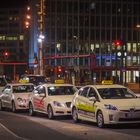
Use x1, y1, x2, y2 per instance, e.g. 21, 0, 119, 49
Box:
53, 107, 71, 116
104, 110, 140, 124
16, 104, 29, 110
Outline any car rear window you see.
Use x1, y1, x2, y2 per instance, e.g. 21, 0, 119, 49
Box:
48, 86, 77, 96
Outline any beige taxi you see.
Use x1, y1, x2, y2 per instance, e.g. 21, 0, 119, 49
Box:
28, 80, 77, 119
71, 83, 140, 128
0, 83, 34, 112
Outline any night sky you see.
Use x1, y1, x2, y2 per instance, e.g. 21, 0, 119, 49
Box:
0, 0, 27, 8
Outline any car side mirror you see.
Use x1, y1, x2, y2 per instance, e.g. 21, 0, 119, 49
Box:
89, 97, 96, 103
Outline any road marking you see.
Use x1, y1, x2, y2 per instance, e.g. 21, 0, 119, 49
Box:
63, 125, 88, 131
0, 122, 29, 140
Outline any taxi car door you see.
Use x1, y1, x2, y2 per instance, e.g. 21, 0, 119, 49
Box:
33, 86, 46, 112
76, 87, 90, 117
76, 86, 98, 119
1, 85, 12, 108
86, 87, 99, 119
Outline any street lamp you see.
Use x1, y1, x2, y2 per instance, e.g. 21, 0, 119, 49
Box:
38, 34, 45, 75
73, 36, 80, 84
136, 24, 140, 92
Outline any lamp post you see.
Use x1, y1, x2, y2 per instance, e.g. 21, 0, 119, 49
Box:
37, 0, 45, 75
38, 34, 45, 75
73, 36, 80, 84
136, 24, 140, 92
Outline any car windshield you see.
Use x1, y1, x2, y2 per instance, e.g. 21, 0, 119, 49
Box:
48, 86, 77, 96
29, 76, 46, 83
13, 85, 34, 93
97, 88, 137, 99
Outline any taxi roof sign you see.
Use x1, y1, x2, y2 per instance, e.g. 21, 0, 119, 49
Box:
55, 79, 64, 84
101, 80, 113, 85
19, 79, 29, 84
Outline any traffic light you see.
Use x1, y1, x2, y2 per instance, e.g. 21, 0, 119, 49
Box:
3, 51, 10, 59
57, 66, 63, 76
114, 40, 122, 46
58, 67, 62, 73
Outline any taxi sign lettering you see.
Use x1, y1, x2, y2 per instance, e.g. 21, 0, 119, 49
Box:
101, 80, 113, 85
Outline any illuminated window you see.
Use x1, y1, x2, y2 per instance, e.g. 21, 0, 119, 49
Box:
90, 44, 94, 52
56, 43, 61, 51
0, 36, 5, 40
132, 43, 136, 53
6, 36, 18, 41
127, 43, 131, 52
9, 17, 13, 20
19, 35, 24, 40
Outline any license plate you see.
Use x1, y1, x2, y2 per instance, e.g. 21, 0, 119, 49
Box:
125, 113, 133, 118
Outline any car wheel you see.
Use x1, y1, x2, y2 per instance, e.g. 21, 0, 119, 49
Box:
0, 100, 4, 111
29, 103, 35, 116
72, 107, 80, 123
96, 111, 104, 128
47, 105, 54, 119
12, 101, 17, 113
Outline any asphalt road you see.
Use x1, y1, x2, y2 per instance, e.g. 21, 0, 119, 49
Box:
0, 111, 79, 140
0, 111, 140, 140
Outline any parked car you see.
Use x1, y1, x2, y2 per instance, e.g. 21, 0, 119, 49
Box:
19, 74, 48, 86
0, 83, 34, 112
28, 80, 78, 119
71, 84, 140, 128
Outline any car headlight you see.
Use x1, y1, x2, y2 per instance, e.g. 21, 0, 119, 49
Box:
104, 104, 118, 111
53, 101, 65, 107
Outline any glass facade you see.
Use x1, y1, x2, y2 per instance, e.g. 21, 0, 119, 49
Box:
0, 6, 28, 77
43, 0, 140, 84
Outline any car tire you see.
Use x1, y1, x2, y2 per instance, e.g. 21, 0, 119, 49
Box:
29, 103, 35, 116
72, 107, 80, 123
12, 101, 17, 113
96, 111, 104, 128
0, 100, 4, 111
47, 105, 54, 119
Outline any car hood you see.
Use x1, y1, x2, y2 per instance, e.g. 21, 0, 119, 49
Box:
14, 93, 31, 100
49, 95, 74, 103
102, 98, 140, 110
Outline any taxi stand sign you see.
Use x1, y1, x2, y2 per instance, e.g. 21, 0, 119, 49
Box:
19, 79, 29, 84
101, 80, 113, 85
55, 79, 64, 84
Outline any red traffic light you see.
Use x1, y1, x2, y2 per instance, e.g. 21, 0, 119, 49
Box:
3, 51, 10, 57
57, 66, 63, 73
114, 40, 122, 46
58, 68, 62, 72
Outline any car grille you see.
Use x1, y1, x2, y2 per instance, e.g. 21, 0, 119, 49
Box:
119, 118, 140, 122
65, 102, 71, 108
120, 109, 140, 112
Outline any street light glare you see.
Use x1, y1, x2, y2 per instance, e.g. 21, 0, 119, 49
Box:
136, 24, 140, 28
39, 34, 45, 39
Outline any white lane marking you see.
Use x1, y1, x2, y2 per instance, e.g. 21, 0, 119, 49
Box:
0, 122, 29, 140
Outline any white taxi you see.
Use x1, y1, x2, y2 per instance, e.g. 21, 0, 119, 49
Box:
71, 84, 140, 128
28, 81, 77, 119
0, 83, 34, 112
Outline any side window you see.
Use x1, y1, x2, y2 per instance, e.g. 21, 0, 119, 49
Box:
3, 85, 11, 94
88, 88, 99, 101
88, 88, 96, 97
79, 87, 89, 97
